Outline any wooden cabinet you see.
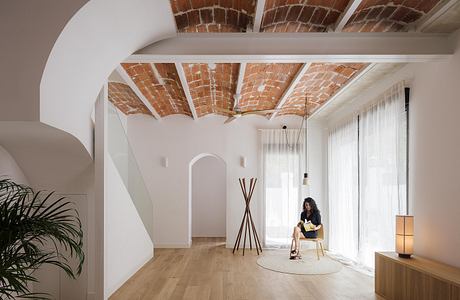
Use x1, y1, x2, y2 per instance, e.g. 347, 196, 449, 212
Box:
376, 252, 460, 300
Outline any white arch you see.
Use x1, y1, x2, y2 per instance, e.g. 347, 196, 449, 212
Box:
188, 153, 227, 245
40, 0, 176, 155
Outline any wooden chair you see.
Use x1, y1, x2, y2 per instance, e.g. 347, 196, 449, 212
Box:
291, 224, 325, 260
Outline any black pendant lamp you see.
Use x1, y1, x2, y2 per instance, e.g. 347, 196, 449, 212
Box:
303, 95, 309, 186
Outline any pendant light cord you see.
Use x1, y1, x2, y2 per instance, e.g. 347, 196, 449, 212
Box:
305, 96, 308, 175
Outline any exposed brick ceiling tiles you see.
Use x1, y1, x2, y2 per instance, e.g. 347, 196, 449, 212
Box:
239, 63, 303, 111
261, 0, 350, 32
108, 82, 152, 115
170, 0, 451, 33
279, 63, 367, 116
182, 63, 239, 117
112, 62, 367, 119
170, 0, 257, 32
343, 0, 442, 32
121, 63, 192, 117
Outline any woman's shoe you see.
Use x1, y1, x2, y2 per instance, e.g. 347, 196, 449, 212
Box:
290, 249, 301, 260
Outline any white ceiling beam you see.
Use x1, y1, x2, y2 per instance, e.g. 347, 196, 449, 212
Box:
269, 63, 312, 120
115, 65, 162, 120
175, 63, 198, 120
309, 63, 376, 119
415, 0, 459, 32
234, 62, 247, 108
127, 33, 453, 63
333, 0, 363, 32
252, 0, 266, 32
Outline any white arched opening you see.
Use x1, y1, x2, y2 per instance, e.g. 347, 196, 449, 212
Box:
40, 0, 176, 155
188, 153, 227, 245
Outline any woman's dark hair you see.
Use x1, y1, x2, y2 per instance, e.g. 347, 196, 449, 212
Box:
303, 197, 320, 214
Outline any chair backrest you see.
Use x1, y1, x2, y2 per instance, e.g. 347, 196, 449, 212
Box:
317, 224, 324, 240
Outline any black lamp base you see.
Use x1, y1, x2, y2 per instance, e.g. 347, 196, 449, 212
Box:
398, 253, 412, 259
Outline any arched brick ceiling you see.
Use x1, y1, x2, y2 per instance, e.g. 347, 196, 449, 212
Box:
261, 0, 350, 32
121, 63, 192, 117
170, 0, 256, 32
343, 0, 441, 32
182, 63, 239, 117
279, 63, 367, 116
239, 63, 303, 111
108, 82, 152, 115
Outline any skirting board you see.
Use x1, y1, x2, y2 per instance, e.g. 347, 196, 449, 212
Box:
107, 250, 153, 297
87, 292, 96, 300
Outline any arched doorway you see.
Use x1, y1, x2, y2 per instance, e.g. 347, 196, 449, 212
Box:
188, 154, 226, 245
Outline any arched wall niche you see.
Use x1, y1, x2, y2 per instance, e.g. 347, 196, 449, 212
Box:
188, 153, 227, 245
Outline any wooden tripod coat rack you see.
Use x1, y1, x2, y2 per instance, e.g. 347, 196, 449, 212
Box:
233, 178, 263, 255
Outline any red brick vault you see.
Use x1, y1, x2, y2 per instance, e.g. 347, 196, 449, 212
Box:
343, 0, 441, 32
121, 63, 192, 117
182, 63, 239, 117
108, 82, 151, 115
170, 0, 256, 32
261, 0, 350, 32
108, 0, 452, 119
239, 63, 303, 111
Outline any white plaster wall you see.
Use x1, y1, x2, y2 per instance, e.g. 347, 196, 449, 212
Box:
1, 0, 175, 155
127, 114, 326, 248
0, 123, 95, 298
0, 1, 87, 122
322, 31, 460, 268
192, 156, 226, 238
409, 31, 460, 268
40, 0, 176, 155
105, 155, 153, 297
305, 120, 328, 246
0, 145, 29, 185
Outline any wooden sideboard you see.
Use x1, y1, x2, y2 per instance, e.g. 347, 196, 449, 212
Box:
375, 252, 460, 300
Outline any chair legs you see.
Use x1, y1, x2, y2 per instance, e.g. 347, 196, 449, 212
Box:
320, 241, 325, 256
296, 240, 325, 260
315, 241, 320, 260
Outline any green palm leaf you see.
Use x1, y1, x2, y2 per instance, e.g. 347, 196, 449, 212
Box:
0, 178, 85, 299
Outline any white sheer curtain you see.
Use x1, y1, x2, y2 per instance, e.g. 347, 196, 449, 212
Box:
328, 118, 359, 260
358, 82, 407, 268
261, 129, 304, 248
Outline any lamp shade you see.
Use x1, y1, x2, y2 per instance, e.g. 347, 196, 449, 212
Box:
395, 215, 414, 258
302, 173, 309, 186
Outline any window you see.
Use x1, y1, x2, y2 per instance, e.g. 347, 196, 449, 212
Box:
328, 82, 408, 268
261, 129, 304, 247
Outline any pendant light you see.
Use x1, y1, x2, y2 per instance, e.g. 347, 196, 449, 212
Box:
303, 95, 309, 186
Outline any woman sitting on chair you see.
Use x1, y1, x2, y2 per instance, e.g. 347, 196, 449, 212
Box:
290, 197, 321, 259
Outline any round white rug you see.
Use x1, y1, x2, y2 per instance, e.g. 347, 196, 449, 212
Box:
257, 250, 343, 275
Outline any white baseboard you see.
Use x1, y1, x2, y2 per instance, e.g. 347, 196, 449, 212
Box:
87, 292, 96, 300
107, 250, 153, 298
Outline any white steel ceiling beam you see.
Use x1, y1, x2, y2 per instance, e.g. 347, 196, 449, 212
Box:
127, 33, 453, 63
234, 62, 247, 108
309, 63, 376, 119
175, 63, 198, 119
252, 0, 266, 32
269, 63, 312, 120
333, 0, 363, 32
415, 0, 459, 32
115, 65, 162, 120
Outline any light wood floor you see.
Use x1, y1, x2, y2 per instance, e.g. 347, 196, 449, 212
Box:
110, 238, 382, 300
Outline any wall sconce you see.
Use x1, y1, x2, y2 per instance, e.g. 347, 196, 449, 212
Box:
162, 157, 169, 168
240, 156, 247, 168
396, 215, 414, 258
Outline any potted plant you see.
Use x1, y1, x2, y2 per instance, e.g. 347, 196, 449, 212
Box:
0, 178, 85, 299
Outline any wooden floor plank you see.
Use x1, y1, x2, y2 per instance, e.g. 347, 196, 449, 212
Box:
109, 238, 382, 300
